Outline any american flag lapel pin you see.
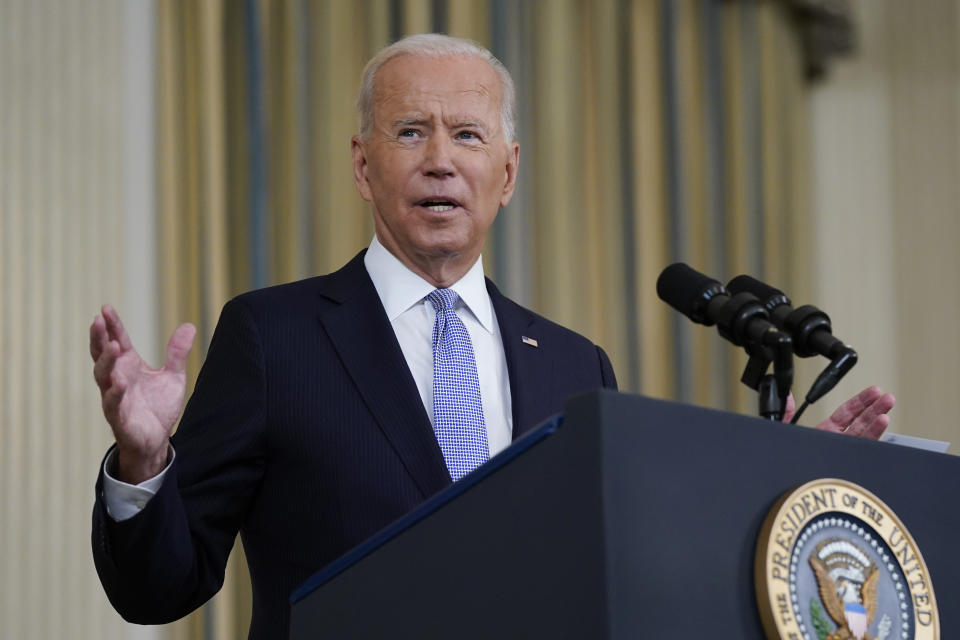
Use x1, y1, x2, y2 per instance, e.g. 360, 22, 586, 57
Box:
521, 335, 539, 348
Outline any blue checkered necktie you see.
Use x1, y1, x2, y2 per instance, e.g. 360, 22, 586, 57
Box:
427, 288, 489, 481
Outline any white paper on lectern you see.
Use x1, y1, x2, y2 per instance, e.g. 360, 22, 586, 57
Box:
880, 432, 950, 454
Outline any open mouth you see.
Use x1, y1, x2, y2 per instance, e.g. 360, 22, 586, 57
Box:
416, 197, 461, 213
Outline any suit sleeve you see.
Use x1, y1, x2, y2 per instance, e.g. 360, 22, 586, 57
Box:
91, 298, 267, 624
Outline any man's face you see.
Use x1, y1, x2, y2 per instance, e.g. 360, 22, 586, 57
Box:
352, 54, 519, 281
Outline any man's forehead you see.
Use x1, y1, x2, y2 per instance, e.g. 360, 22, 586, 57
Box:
373, 55, 501, 107
381, 85, 496, 108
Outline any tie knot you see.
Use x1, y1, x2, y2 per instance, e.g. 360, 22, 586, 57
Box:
427, 288, 460, 313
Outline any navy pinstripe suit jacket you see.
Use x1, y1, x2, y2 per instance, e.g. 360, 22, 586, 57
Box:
92, 251, 617, 638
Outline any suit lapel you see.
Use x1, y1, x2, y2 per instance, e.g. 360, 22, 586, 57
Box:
317, 253, 452, 497
487, 280, 557, 439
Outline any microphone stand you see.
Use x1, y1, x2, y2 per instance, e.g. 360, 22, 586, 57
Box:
740, 330, 794, 421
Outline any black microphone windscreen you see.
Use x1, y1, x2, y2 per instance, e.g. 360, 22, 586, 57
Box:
727, 275, 787, 304
656, 263, 725, 324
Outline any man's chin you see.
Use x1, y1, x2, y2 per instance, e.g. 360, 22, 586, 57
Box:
412, 244, 469, 262
408, 230, 477, 258
402, 241, 484, 284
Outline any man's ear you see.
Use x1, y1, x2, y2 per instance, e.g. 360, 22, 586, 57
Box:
499, 141, 520, 208
352, 135, 373, 202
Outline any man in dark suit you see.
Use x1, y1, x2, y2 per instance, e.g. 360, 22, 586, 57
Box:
89, 35, 619, 638
89, 34, 893, 638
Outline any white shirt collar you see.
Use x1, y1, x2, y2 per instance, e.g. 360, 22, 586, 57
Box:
363, 235, 495, 333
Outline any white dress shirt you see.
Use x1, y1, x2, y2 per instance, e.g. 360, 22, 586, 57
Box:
363, 235, 513, 455
103, 236, 513, 521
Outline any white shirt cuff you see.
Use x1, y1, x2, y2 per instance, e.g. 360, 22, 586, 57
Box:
101, 445, 175, 522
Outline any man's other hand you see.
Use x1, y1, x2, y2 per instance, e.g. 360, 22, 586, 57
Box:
90, 304, 196, 484
783, 385, 894, 440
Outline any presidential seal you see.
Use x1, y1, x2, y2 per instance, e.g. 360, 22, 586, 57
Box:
755, 479, 939, 640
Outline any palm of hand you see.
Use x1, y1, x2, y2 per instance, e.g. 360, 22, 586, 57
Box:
107, 349, 187, 454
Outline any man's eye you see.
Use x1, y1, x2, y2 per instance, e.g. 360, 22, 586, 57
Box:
456, 131, 479, 141
398, 129, 421, 138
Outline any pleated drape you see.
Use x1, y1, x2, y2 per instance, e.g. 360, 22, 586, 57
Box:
153, 0, 812, 635
0, 1, 154, 638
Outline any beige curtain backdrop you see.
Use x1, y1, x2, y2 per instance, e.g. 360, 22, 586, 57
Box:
153, 0, 811, 635
0, 0, 158, 638
22, 0, 960, 639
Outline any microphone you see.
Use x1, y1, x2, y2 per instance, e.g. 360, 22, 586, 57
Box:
656, 264, 795, 416
726, 274, 857, 407
657, 264, 800, 420
726, 275, 854, 360
656, 263, 786, 349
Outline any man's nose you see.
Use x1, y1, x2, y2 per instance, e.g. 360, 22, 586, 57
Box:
421, 134, 456, 177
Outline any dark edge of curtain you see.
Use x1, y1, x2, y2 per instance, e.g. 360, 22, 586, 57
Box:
183, 6, 214, 341
432, 0, 447, 33
617, 0, 639, 392
390, 0, 403, 42
244, 0, 268, 289
661, 0, 690, 401
742, 0, 763, 278
297, 0, 314, 276
703, 0, 732, 403
489, 0, 532, 306
489, 0, 508, 289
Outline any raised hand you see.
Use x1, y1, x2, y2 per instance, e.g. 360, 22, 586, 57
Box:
783, 385, 894, 440
90, 304, 196, 484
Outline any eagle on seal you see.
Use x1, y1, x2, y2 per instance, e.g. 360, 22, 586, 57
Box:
809, 538, 880, 640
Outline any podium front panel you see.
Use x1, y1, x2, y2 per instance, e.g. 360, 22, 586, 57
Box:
291, 391, 960, 638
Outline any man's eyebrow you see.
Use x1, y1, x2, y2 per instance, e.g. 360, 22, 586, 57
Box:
449, 118, 489, 131
390, 116, 491, 131
392, 117, 428, 127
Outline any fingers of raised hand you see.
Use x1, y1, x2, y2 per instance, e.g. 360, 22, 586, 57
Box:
861, 412, 891, 440
90, 314, 109, 361
844, 392, 895, 439
101, 304, 133, 351
93, 340, 122, 392
826, 386, 883, 430
818, 386, 895, 440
